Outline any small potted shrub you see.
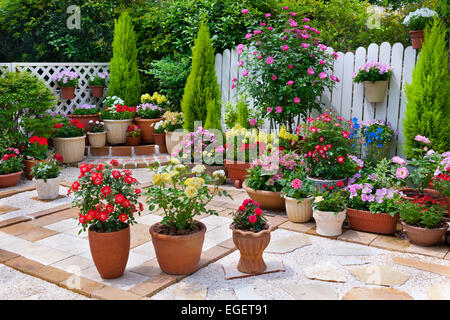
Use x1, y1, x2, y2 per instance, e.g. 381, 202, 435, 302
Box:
69, 104, 100, 135
312, 183, 347, 236
52, 118, 86, 163
360, 119, 397, 162
134, 103, 163, 144
162, 111, 185, 155
403, 8, 438, 49
100, 104, 136, 145
51, 70, 79, 100
231, 198, 276, 274
353, 61, 393, 103
87, 120, 107, 148
69, 160, 143, 278
126, 124, 141, 146
22, 136, 49, 180
88, 71, 108, 98
281, 171, 315, 223
0, 148, 24, 188
31, 154, 63, 200
398, 195, 448, 246
146, 159, 229, 275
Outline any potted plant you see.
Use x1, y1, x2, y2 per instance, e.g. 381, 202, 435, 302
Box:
231, 198, 275, 274
145, 159, 229, 275
162, 111, 185, 155
134, 103, 164, 144
126, 124, 141, 146
69, 160, 143, 278
31, 154, 63, 200
360, 119, 397, 162
69, 104, 100, 135
403, 8, 438, 49
0, 148, 24, 188
281, 171, 315, 223
88, 71, 108, 98
22, 136, 49, 180
153, 120, 166, 146
353, 61, 393, 103
100, 104, 136, 145
87, 120, 107, 148
430, 172, 450, 217
52, 118, 86, 164
398, 195, 448, 246
51, 70, 79, 100
312, 183, 347, 236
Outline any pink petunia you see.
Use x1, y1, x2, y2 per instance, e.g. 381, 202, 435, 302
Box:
245, 33, 252, 40
303, 17, 310, 22
241, 9, 248, 14
271, 74, 277, 81
319, 60, 326, 65
291, 179, 302, 189
288, 64, 294, 69
267, 107, 272, 113
249, 118, 256, 126
307, 68, 315, 75
265, 13, 271, 17
267, 26, 273, 30
301, 43, 309, 49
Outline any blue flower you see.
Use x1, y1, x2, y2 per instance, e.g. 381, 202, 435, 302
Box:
377, 144, 383, 147
352, 117, 358, 123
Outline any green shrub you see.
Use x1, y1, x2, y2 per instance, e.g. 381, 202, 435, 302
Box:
204, 99, 222, 131
236, 100, 250, 129
402, 18, 450, 158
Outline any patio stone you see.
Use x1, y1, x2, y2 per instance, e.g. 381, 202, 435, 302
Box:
130, 223, 151, 248
337, 230, 379, 245
16, 227, 58, 242
279, 221, 315, 233
5, 256, 44, 276
81, 267, 149, 291
232, 284, 265, 300
342, 287, 413, 300
306, 226, 345, 239
223, 259, 285, 280
336, 257, 369, 266
173, 282, 207, 300
445, 252, 450, 261
45, 218, 78, 233
427, 283, 450, 300
51, 255, 95, 272
32, 265, 72, 284
91, 286, 142, 300
0, 205, 19, 215
349, 265, 410, 286
131, 241, 156, 259
370, 235, 411, 252
135, 214, 162, 226
328, 245, 379, 256
129, 273, 177, 297
28, 213, 68, 227
203, 224, 232, 251
61, 276, 105, 297
0, 216, 32, 228
200, 215, 232, 230
217, 238, 235, 249
266, 215, 289, 229
0, 234, 32, 252
265, 233, 311, 254
393, 256, 450, 277
36, 233, 90, 256
1, 223, 41, 236
31, 194, 67, 202
0, 249, 20, 263
26, 203, 72, 219
20, 243, 73, 266
199, 245, 234, 268
282, 283, 338, 300
405, 244, 449, 259
303, 261, 347, 283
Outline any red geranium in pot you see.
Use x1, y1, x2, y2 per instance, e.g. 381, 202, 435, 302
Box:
0, 148, 24, 188
22, 136, 49, 180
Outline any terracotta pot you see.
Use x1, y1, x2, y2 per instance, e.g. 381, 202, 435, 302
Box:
90, 86, 104, 98
0, 171, 23, 188
363, 81, 389, 103
398, 188, 449, 216
224, 160, 250, 188
126, 136, 141, 146
88, 225, 130, 279
53, 136, 86, 164
307, 176, 347, 191
103, 119, 132, 145
313, 209, 346, 236
23, 159, 43, 180
242, 181, 285, 211
154, 133, 166, 146
134, 117, 162, 144
231, 224, 276, 274
166, 131, 185, 156
284, 196, 313, 223
401, 222, 448, 247
366, 140, 393, 162
149, 221, 206, 275
346, 206, 399, 234
409, 30, 424, 49
87, 131, 107, 148
61, 86, 75, 100
35, 177, 60, 200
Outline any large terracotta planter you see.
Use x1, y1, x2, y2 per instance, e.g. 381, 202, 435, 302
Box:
399, 188, 449, 216
242, 181, 285, 211
401, 222, 448, 247
154, 133, 165, 146
363, 80, 389, 103
224, 160, 250, 188
0, 171, 23, 188
23, 159, 43, 180
166, 131, 185, 156
284, 196, 313, 223
307, 176, 347, 191
88, 225, 130, 279
149, 221, 206, 275
103, 119, 132, 145
53, 136, 86, 164
87, 131, 107, 148
134, 117, 162, 144
313, 209, 346, 236
60, 86, 75, 100
409, 30, 424, 49
346, 207, 399, 234
90, 86, 104, 98
126, 136, 141, 146
35, 177, 60, 200
366, 140, 393, 162
231, 224, 276, 274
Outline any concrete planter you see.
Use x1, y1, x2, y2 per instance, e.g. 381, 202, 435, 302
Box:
284, 196, 313, 223
53, 136, 86, 164
35, 177, 60, 200
363, 80, 389, 103
87, 131, 107, 148
103, 119, 132, 145
313, 209, 346, 236
166, 131, 185, 156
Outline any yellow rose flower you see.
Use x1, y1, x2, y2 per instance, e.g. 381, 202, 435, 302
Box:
162, 173, 171, 184
185, 186, 198, 198
152, 173, 162, 186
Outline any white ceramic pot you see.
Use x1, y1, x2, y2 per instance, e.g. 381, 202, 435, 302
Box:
103, 119, 132, 145
284, 196, 313, 223
313, 209, 346, 237
35, 177, 60, 200
165, 131, 186, 156
363, 80, 389, 103
87, 131, 107, 148
53, 136, 86, 164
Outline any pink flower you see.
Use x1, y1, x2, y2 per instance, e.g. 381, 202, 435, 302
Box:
289, 20, 298, 27
238, 49, 243, 55
275, 106, 282, 113
414, 135, 430, 144
265, 13, 271, 17
282, 45, 289, 51
248, 214, 257, 224
241, 9, 248, 14
288, 64, 294, 69
301, 43, 309, 49
392, 156, 406, 165
291, 179, 302, 189
330, 75, 338, 81
253, 30, 262, 35
249, 118, 256, 126
238, 60, 243, 67
396, 167, 409, 179
283, 6, 289, 10
282, 35, 288, 41
290, 11, 296, 16
266, 57, 274, 64
267, 26, 273, 30
242, 70, 248, 76
319, 60, 326, 65
333, 52, 339, 59
267, 107, 272, 113
253, 51, 259, 55
260, 22, 266, 26
232, 77, 237, 82
293, 97, 301, 103
271, 74, 277, 81
303, 17, 310, 22
319, 44, 327, 50
319, 72, 328, 79
245, 33, 252, 40
231, 83, 236, 89
257, 55, 262, 59
303, 25, 310, 29
307, 68, 314, 75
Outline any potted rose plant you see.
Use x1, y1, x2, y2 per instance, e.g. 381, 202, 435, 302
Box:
52, 118, 86, 164
100, 104, 136, 145
231, 198, 275, 274
87, 120, 107, 148
126, 124, 141, 146
30, 154, 63, 200
0, 148, 24, 188
353, 61, 393, 103
134, 103, 163, 144
51, 70, 79, 100
360, 119, 397, 162
69, 160, 143, 279
88, 71, 108, 98
403, 8, 438, 49
312, 183, 347, 236
145, 159, 229, 275
281, 170, 315, 223
22, 136, 49, 180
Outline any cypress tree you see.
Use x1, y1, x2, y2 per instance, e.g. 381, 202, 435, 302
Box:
204, 99, 222, 131
107, 12, 141, 107
181, 20, 221, 132
236, 99, 250, 129
402, 18, 450, 158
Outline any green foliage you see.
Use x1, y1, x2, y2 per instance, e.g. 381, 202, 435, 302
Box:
204, 99, 223, 131
281, 170, 315, 200
72, 105, 100, 116
0, 152, 24, 175
107, 12, 141, 107
402, 18, 450, 158
398, 197, 444, 229
181, 20, 221, 132
236, 100, 250, 129
30, 156, 62, 182
223, 101, 238, 130
312, 185, 347, 213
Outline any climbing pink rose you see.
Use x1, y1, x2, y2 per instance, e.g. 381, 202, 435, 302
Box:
271, 74, 277, 81
319, 60, 326, 65
242, 70, 248, 76
249, 118, 256, 126
241, 9, 248, 14
245, 33, 252, 40
396, 167, 409, 179
238, 60, 243, 67
267, 107, 272, 113
231, 83, 236, 89
288, 64, 294, 69
293, 97, 301, 103
301, 43, 309, 48
275, 106, 283, 113
282, 45, 289, 51
304, 17, 310, 22
266, 57, 274, 64
265, 13, 271, 17
307, 68, 315, 75
319, 72, 327, 79
287, 80, 294, 85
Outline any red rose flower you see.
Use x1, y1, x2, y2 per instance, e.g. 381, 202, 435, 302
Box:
139, 203, 144, 211
255, 208, 263, 216
119, 213, 128, 222
115, 194, 125, 204
112, 170, 122, 179
72, 181, 80, 191
248, 214, 257, 223
99, 212, 109, 222
78, 215, 86, 224
110, 159, 119, 166
239, 205, 246, 211
336, 181, 344, 187
124, 176, 133, 184
101, 186, 111, 196
38, 137, 48, 146
122, 199, 130, 207
106, 204, 114, 213
337, 156, 345, 163
135, 189, 141, 195
53, 123, 63, 129
55, 154, 63, 162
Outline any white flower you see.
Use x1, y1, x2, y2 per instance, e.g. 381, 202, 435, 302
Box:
212, 170, 225, 179
192, 165, 206, 175
314, 196, 324, 203
89, 120, 93, 123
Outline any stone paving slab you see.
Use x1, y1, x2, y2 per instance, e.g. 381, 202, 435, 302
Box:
223, 259, 285, 280
342, 287, 413, 300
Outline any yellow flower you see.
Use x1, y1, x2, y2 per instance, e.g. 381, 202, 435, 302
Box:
314, 196, 324, 203
170, 157, 180, 165
152, 173, 162, 186
161, 173, 171, 184
185, 186, 198, 198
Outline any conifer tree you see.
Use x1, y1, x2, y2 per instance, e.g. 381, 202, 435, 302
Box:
107, 12, 141, 106
236, 99, 250, 129
402, 18, 450, 158
181, 20, 221, 132
204, 99, 222, 131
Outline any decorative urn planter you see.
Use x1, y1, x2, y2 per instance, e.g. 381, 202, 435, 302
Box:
60, 86, 75, 100
0, 171, 23, 188
90, 86, 104, 98
224, 160, 251, 188
35, 177, 60, 200
103, 119, 132, 145
126, 136, 141, 146
166, 131, 185, 156
307, 176, 347, 190
242, 181, 285, 211
53, 136, 86, 164
363, 80, 389, 103
346, 207, 399, 234
87, 131, 107, 148
134, 117, 162, 144
401, 222, 448, 247
23, 159, 43, 180
284, 196, 314, 223
149, 221, 206, 275
231, 224, 276, 274
88, 225, 130, 279
409, 30, 424, 49
313, 209, 346, 236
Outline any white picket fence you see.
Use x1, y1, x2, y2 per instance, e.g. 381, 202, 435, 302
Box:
215, 42, 418, 156
0, 62, 109, 114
